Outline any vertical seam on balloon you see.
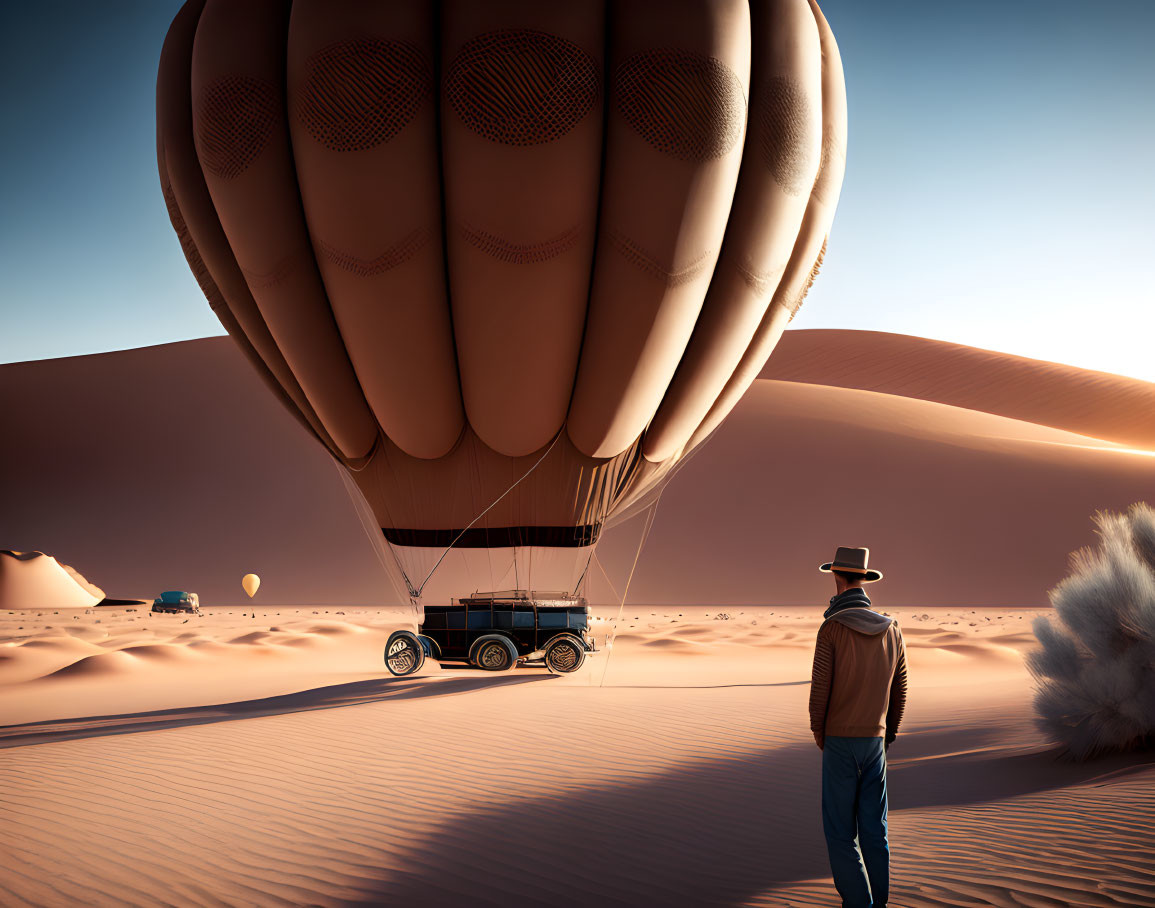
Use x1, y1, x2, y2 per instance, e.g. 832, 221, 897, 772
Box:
563, 14, 612, 438
274, 4, 382, 463
161, 0, 340, 460
435, 1, 467, 426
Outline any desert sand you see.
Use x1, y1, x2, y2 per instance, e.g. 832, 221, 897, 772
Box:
2, 329, 1152, 608
2, 604, 1153, 906
3, 328, 1153, 904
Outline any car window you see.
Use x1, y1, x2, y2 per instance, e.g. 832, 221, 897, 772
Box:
467, 610, 491, 629
538, 611, 566, 628
513, 611, 534, 628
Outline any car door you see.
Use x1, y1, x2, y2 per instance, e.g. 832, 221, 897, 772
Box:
511, 604, 535, 653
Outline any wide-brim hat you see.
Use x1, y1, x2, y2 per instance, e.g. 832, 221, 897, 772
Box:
819, 546, 883, 582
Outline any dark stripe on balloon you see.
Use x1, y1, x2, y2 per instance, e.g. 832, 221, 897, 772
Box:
382, 525, 601, 548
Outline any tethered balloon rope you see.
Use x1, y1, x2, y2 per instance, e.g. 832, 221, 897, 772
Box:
413, 429, 565, 599
331, 460, 420, 603
572, 548, 596, 597
596, 494, 663, 689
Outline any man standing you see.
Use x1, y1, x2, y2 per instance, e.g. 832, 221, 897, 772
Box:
809, 547, 908, 908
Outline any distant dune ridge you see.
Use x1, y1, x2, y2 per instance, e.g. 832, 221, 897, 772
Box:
0, 550, 104, 609
1, 329, 1152, 607
762, 329, 1155, 449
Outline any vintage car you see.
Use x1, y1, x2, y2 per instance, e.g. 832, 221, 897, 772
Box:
151, 590, 201, 614
384, 590, 595, 676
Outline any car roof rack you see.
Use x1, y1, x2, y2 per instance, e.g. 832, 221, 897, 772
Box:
453, 590, 586, 607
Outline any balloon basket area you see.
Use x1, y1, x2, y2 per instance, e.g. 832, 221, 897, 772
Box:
384, 589, 597, 676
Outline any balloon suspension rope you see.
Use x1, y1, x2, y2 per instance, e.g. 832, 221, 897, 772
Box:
413, 429, 564, 599
597, 495, 662, 689
331, 460, 420, 604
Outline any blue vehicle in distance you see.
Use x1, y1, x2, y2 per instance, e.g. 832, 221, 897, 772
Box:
152, 591, 201, 615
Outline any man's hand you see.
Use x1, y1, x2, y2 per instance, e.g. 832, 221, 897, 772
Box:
885, 735, 894, 753
813, 732, 824, 751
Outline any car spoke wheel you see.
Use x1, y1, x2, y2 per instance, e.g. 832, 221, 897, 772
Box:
545, 637, 585, 674
385, 631, 425, 676
477, 641, 513, 671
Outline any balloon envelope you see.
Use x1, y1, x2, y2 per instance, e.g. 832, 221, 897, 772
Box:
157, 0, 847, 600
242, 573, 261, 599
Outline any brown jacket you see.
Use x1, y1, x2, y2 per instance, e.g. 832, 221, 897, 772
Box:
809, 604, 907, 749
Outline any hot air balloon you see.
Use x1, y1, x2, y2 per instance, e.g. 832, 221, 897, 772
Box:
242, 573, 261, 598
157, 0, 847, 606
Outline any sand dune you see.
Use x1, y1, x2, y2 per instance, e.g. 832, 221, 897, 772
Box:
2, 331, 1151, 608
0, 341, 383, 606
608, 377, 1154, 607
762, 329, 1155, 449
4, 331, 1152, 904
2, 604, 1153, 906
0, 550, 105, 609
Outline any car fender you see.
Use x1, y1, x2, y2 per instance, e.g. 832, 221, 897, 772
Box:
468, 634, 518, 665
544, 632, 586, 653
418, 634, 441, 659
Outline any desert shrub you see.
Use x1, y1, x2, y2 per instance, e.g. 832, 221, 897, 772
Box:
1028, 502, 1155, 760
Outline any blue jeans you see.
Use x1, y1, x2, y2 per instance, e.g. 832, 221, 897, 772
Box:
822, 736, 889, 907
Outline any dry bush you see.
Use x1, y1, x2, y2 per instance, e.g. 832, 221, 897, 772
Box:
1028, 502, 1155, 760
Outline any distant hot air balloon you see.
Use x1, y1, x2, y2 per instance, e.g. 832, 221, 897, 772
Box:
242, 573, 261, 599
157, 0, 847, 603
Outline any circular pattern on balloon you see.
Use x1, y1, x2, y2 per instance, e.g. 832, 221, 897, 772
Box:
445, 29, 600, 146
613, 49, 744, 162
195, 76, 279, 179
758, 75, 814, 197
296, 39, 432, 152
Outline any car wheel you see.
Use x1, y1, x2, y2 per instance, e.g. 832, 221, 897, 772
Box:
545, 635, 586, 674
384, 630, 425, 676
474, 638, 516, 672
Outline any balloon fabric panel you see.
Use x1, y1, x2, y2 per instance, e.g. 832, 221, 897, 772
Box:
156, 0, 847, 596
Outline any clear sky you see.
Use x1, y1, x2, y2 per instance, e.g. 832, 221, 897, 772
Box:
1, 0, 1153, 380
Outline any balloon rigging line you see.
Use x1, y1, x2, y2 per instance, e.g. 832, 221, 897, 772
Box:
413, 429, 564, 599
573, 548, 596, 597
331, 458, 420, 604
597, 494, 662, 689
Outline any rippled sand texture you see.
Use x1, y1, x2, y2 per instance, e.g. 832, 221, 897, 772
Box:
2, 605, 1153, 906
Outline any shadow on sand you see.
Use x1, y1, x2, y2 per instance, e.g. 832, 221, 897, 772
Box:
0, 673, 553, 748
347, 727, 1155, 907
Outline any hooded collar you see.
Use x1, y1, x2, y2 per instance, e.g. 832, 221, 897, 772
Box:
824, 587, 871, 619
822, 588, 894, 636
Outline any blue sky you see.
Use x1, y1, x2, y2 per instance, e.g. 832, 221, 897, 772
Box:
1, 0, 1153, 380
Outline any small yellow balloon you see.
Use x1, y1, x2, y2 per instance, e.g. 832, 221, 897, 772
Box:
242, 573, 261, 599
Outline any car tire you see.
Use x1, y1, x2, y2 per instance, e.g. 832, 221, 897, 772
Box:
384, 630, 425, 677
544, 635, 587, 674
473, 636, 517, 672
